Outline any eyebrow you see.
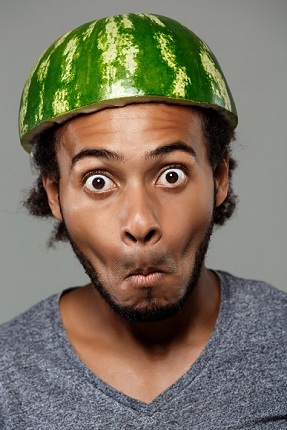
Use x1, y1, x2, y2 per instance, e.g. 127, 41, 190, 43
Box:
70, 140, 196, 168
71, 149, 124, 168
145, 141, 197, 160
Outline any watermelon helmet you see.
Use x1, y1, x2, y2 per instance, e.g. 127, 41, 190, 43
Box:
19, 13, 238, 153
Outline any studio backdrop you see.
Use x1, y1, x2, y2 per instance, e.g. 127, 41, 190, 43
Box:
0, 0, 286, 324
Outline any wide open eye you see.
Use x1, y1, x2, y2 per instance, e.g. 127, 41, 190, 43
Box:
84, 174, 116, 193
157, 168, 187, 188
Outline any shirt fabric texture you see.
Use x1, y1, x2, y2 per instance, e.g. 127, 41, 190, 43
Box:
0, 271, 286, 429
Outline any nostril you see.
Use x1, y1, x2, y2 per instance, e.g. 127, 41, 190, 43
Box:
126, 231, 137, 243
145, 229, 156, 243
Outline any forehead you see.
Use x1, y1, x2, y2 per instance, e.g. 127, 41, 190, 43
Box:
55, 103, 205, 157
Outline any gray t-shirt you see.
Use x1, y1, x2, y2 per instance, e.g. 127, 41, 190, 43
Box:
0, 271, 286, 429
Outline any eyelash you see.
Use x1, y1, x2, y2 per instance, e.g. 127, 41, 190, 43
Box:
82, 170, 111, 184
160, 164, 189, 176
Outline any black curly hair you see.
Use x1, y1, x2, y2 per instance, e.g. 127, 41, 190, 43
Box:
23, 106, 237, 246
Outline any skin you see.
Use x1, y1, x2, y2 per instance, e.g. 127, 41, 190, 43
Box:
43, 103, 229, 403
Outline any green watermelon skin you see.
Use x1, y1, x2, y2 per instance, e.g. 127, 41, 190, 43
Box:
19, 13, 237, 152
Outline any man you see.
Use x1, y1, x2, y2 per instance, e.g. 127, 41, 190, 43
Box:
0, 13, 286, 429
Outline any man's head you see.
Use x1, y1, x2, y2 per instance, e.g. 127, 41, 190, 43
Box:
21, 13, 238, 322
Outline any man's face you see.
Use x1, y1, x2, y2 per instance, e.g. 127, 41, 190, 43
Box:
44, 104, 228, 322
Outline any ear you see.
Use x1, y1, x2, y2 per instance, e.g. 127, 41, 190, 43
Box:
42, 175, 63, 221
213, 153, 229, 208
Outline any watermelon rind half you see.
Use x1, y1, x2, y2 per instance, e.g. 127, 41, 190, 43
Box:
19, 13, 238, 152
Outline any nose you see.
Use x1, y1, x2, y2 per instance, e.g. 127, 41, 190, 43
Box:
120, 189, 162, 246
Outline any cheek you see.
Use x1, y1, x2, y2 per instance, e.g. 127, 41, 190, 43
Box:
59, 187, 120, 257
164, 182, 215, 246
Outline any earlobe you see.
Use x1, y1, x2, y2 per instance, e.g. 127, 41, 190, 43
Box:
42, 176, 63, 221
214, 155, 229, 208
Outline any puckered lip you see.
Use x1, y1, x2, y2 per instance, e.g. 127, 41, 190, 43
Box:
124, 269, 166, 289
126, 267, 162, 277
122, 251, 174, 281
127, 267, 162, 278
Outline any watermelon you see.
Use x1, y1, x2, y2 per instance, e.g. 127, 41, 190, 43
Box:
19, 13, 237, 152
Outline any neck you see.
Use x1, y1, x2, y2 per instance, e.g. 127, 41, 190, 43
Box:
60, 266, 221, 354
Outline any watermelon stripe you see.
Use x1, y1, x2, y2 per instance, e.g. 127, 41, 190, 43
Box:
199, 41, 232, 111
19, 53, 44, 136
153, 32, 190, 98
52, 89, 70, 116
138, 13, 165, 27
61, 36, 79, 83
97, 16, 142, 99
82, 20, 98, 41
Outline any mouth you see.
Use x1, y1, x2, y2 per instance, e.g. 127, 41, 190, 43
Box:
125, 266, 168, 288
122, 251, 176, 289
127, 266, 161, 276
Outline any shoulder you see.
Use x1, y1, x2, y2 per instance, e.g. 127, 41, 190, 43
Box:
0, 294, 60, 368
218, 270, 287, 306
217, 270, 287, 339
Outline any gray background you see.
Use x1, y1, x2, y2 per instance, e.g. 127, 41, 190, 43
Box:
1, 0, 286, 324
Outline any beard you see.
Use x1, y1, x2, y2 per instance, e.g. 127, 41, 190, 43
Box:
64, 213, 215, 324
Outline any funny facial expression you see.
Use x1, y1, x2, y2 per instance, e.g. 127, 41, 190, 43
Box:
44, 104, 228, 322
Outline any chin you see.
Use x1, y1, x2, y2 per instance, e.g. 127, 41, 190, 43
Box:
106, 299, 186, 323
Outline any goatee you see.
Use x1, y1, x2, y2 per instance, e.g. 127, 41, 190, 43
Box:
65, 218, 214, 324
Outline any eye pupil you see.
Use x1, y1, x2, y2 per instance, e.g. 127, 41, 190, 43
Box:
92, 177, 105, 189
166, 171, 179, 184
